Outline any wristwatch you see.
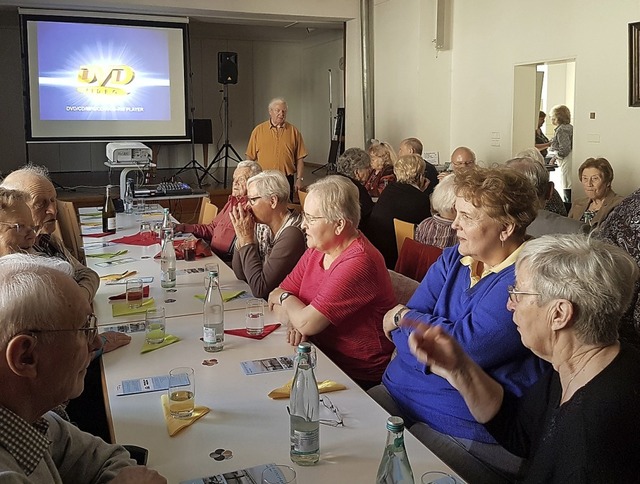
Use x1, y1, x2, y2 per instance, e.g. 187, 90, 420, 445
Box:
279, 292, 292, 305
393, 306, 408, 328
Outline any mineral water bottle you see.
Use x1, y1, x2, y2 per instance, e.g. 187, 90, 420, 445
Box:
290, 342, 319, 465
123, 178, 134, 214
376, 416, 414, 483
203, 270, 224, 352
161, 207, 171, 230
160, 228, 176, 288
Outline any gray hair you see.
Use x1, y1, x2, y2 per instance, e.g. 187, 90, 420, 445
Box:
1, 163, 52, 197
0, 254, 74, 347
0, 188, 27, 211
236, 160, 263, 178
394, 154, 425, 184
247, 170, 290, 203
517, 234, 639, 345
515, 148, 545, 165
430, 174, 456, 215
505, 157, 549, 201
336, 148, 371, 178
307, 175, 360, 227
268, 98, 287, 110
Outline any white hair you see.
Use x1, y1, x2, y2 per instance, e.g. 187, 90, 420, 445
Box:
268, 98, 287, 110
236, 160, 262, 177
247, 170, 290, 203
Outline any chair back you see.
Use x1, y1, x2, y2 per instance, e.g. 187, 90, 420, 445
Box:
394, 238, 443, 282
56, 200, 85, 264
388, 269, 419, 305
198, 199, 219, 225
393, 218, 415, 256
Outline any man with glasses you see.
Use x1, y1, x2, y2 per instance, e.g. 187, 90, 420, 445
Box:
438, 146, 477, 181
174, 161, 262, 259
0, 254, 166, 483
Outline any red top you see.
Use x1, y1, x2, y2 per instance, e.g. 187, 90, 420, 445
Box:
280, 234, 396, 383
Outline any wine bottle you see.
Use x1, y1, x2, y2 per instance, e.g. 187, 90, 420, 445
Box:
290, 342, 319, 465
102, 185, 116, 234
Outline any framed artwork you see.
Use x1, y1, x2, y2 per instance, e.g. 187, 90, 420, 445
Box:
629, 22, 640, 107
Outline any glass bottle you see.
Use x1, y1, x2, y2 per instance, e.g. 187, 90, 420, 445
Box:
160, 227, 176, 288
290, 342, 319, 466
161, 207, 171, 230
203, 269, 224, 352
376, 416, 414, 484
123, 178, 134, 214
102, 185, 116, 234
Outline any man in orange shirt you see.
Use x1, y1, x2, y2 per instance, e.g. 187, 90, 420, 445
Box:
246, 98, 307, 200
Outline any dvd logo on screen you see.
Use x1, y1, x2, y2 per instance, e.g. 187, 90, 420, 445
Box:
77, 65, 135, 95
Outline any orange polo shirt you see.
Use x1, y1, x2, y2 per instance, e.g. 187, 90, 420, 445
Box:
246, 120, 307, 175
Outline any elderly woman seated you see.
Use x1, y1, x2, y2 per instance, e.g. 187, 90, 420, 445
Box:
268, 176, 395, 390
335, 147, 374, 230
365, 154, 432, 269
369, 167, 548, 481
414, 173, 458, 249
568, 157, 624, 229
406, 234, 640, 482
0, 188, 37, 256
365, 141, 397, 197
230, 170, 306, 299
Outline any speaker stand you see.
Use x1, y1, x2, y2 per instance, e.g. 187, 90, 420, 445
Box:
199, 84, 242, 188
174, 108, 211, 187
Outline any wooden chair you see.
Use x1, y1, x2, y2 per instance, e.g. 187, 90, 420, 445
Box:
394, 238, 443, 282
393, 218, 415, 257
56, 200, 85, 264
197, 199, 219, 225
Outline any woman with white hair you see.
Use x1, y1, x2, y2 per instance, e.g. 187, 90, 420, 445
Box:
406, 234, 640, 482
268, 176, 395, 389
414, 174, 457, 249
365, 154, 432, 268
230, 170, 305, 299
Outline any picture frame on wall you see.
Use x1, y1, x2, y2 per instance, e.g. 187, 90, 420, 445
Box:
629, 22, 640, 107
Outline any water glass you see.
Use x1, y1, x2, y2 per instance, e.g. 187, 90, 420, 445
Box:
145, 307, 166, 344
168, 367, 195, 419
261, 464, 297, 484
139, 222, 152, 239
421, 471, 457, 483
133, 199, 146, 216
245, 298, 265, 335
126, 278, 144, 309
183, 238, 197, 261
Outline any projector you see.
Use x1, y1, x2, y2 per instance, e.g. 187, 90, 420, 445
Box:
106, 142, 152, 164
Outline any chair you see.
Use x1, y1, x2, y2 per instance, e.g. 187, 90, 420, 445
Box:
394, 238, 443, 282
56, 200, 85, 264
197, 199, 219, 225
393, 218, 415, 257
388, 269, 419, 305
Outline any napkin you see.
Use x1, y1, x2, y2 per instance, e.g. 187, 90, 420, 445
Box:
86, 249, 128, 259
100, 270, 137, 282
224, 323, 281, 340
111, 233, 160, 247
268, 379, 347, 400
111, 298, 156, 317
109, 285, 150, 301
141, 334, 180, 354
160, 393, 209, 436
194, 291, 246, 303
84, 232, 112, 238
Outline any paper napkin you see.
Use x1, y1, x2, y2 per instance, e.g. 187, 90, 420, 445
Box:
160, 393, 209, 436
86, 250, 129, 259
111, 298, 156, 317
194, 290, 246, 303
224, 323, 281, 340
268, 379, 347, 400
109, 285, 150, 301
141, 335, 180, 354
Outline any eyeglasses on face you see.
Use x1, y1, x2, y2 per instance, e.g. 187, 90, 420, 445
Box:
507, 285, 541, 304
302, 212, 326, 225
26, 314, 99, 344
0, 222, 40, 234
451, 160, 475, 167
319, 395, 344, 427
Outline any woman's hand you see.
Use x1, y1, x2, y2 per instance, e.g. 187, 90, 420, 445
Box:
382, 304, 405, 341
229, 203, 255, 247
286, 324, 307, 346
268, 288, 286, 311
405, 322, 466, 380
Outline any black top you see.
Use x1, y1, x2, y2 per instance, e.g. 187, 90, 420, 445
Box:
423, 160, 439, 196
364, 181, 431, 269
336, 174, 374, 231
485, 343, 640, 483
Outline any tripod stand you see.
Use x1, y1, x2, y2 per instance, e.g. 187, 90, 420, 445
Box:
198, 84, 242, 188
174, 108, 213, 187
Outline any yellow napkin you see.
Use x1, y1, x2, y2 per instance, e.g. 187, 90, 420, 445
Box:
194, 290, 246, 303
268, 379, 347, 400
160, 393, 209, 436
111, 298, 156, 317
100, 270, 137, 282
86, 250, 128, 259
140, 334, 180, 354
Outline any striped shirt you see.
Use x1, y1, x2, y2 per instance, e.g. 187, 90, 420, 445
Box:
414, 215, 458, 249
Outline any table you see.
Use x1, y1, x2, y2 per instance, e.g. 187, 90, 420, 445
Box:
101, 310, 463, 483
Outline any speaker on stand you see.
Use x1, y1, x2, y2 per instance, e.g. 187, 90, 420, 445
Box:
199, 52, 243, 188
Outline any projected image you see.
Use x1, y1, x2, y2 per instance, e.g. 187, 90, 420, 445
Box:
36, 21, 171, 121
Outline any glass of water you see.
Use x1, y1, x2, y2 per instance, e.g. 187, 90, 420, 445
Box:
245, 298, 265, 336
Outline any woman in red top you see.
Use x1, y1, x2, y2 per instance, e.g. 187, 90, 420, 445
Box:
268, 176, 395, 389
364, 141, 397, 197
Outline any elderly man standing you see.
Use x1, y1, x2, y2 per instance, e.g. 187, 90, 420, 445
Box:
0, 254, 166, 483
175, 161, 261, 259
246, 98, 307, 200
1, 164, 98, 303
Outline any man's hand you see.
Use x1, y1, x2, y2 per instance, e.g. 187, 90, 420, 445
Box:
100, 331, 132, 354
109, 466, 167, 483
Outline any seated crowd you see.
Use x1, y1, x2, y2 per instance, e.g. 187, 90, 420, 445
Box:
1, 133, 639, 483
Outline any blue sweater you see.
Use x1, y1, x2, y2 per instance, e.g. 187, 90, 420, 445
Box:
383, 245, 549, 443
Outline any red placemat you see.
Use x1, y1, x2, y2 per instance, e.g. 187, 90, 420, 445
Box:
111, 233, 160, 246
224, 323, 281, 340
108, 285, 151, 301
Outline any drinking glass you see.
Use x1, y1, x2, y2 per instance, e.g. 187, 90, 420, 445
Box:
126, 278, 144, 309
183, 238, 197, 261
139, 222, 152, 240
133, 199, 146, 217
245, 298, 265, 336
420, 471, 457, 484
261, 464, 297, 484
168, 367, 195, 419
145, 307, 166, 344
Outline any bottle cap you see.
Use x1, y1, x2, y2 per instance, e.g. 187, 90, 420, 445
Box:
386, 416, 405, 432
297, 342, 312, 353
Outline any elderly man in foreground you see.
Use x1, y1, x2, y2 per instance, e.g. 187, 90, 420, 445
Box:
0, 254, 166, 483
